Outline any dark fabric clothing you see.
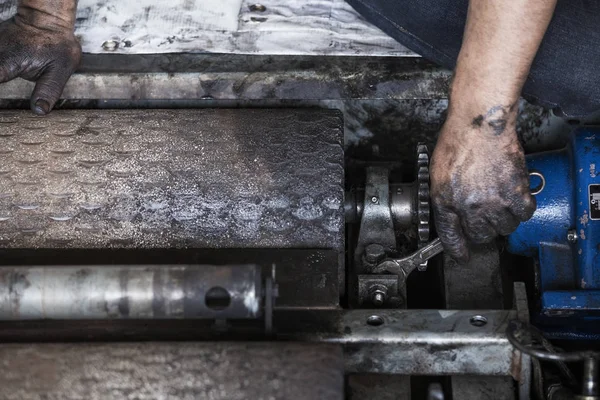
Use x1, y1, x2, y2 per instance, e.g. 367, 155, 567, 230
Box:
347, 0, 600, 117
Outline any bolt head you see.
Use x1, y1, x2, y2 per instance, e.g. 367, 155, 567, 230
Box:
364, 244, 386, 264
372, 291, 386, 307
371, 196, 379, 204
567, 230, 578, 243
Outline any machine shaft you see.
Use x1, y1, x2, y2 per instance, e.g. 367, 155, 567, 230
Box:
0, 264, 263, 320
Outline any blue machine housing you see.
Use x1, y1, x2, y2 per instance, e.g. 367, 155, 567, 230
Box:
508, 128, 600, 338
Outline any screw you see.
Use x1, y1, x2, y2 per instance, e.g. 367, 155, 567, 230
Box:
371, 290, 386, 307
249, 3, 267, 12
364, 244, 386, 264
567, 229, 578, 243
469, 315, 488, 327
102, 40, 119, 51
371, 196, 379, 204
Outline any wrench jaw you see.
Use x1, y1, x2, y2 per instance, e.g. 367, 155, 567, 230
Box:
372, 260, 405, 276
372, 238, 444, 279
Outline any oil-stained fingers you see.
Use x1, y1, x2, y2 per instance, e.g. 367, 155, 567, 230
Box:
509, 191, 537, 222
461, 213, 497, 244
29, 62, 74, 115
485, 209, 521, 236
433, 204, 470, 263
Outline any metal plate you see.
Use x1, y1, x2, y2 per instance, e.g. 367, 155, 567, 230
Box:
279, 309, 523, 377
0, 342, 344, 400
0, 0, 413, 57
0, 309, 524, 377
589, 184, 600, 220
0, 109, 344, 250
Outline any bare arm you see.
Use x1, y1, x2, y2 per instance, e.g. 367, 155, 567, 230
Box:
431, 0, 557, 261
0, 0, 80, 114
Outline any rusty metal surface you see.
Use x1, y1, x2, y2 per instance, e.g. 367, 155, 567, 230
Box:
0, 309, 521, 377
0, 109, 344, 249
280, 309, 520, 376
0, 264, 262, 320
444, 258, 520, 400
0, 0, 413, 57
443, 243, 504, 309
0, 342, 344, 400
0, 70, 450, 102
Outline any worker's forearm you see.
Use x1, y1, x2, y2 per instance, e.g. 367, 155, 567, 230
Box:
450, 0, 557, 122
16, 0, 78, 31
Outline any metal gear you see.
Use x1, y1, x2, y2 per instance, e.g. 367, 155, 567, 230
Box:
416, 143, 431, 269
416, 143, 431, 244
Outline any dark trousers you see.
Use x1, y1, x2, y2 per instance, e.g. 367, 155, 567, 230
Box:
347, 0, 600, 117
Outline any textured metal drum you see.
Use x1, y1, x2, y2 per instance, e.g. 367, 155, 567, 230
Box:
0, 109, 344, 249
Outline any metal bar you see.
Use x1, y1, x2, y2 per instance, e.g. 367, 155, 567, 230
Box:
514, 282, 532, 400
0, 69, 450, 102
0, 264, 262, 320
279, 309, 520, 376
0, 342, 344, 400
0, 305, 523, 377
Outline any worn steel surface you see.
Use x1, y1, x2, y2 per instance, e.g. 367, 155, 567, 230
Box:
443, 243, 504, 310
0, 264, 262, 320
0, 342, 344, 400
440, 216, 511, 400
0, 58, 451, 102
0, 55, 570, 164
279, 309, 522, 377
348, 375, 411, 400
0, 308, 526, 378
0, 308, 525, 377
354, 166, 396, 272
0, 109, 344, 250
0, 0, 413, 57
450, 377, 515, 400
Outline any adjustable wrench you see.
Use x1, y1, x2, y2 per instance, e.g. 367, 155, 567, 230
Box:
372, 238, 444, 277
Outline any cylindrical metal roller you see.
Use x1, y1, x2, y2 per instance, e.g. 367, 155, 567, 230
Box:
0, 264, 262, 320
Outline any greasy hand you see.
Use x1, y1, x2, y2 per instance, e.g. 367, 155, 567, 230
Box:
431, 106, 536, 262
0, 18, 81, 115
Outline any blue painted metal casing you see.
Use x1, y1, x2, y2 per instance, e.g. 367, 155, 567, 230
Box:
508, 128, 600, 320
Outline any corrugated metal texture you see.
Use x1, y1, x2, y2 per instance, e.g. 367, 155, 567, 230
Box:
0, 0, 413, 56
0, 342, 344, 400
0, 109, 344, 249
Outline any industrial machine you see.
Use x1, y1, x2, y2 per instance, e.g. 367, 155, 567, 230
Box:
0, 2, 597, 396
0, 105, 596, 399
0, 106, 535, 400
509, 128, 600, 333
